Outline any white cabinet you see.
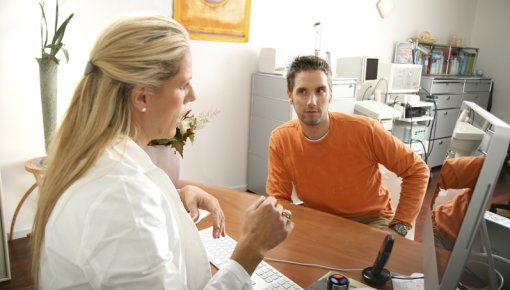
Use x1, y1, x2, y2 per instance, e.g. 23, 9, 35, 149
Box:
247, 73, 356, 195
420, 76, 492, 167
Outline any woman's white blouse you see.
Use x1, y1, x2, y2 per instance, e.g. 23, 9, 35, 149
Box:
40, 138, 252, 289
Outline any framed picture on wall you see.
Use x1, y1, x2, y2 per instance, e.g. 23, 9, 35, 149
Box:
173, 0, 251, 42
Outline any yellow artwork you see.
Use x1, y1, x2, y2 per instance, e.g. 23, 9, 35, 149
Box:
174, 0, 251, 42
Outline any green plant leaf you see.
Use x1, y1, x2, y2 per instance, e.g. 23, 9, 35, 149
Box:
51, 13, 74, 46
50, 13, 74, 57
38, 1, 73, 63
39, 2, 48, 55
62, 47, 69, 63
148, 138, 174, 146
172, 141, 185, 157
147, 109, 219, 158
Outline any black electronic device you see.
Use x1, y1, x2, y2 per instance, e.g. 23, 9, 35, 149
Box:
362, 234, 394, 286
404, 103, 427, 118
327, 273, 349, 290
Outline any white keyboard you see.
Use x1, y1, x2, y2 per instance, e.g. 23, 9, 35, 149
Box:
199, 227, 303, 290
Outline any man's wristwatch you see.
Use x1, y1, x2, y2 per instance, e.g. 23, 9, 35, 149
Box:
390, 223, 408, 237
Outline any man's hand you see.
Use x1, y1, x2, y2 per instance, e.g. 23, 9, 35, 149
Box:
178, 185, 225, 238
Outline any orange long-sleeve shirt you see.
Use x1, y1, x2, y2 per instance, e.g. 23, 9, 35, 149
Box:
266, 112, 430, 229
432, 155, 485, 241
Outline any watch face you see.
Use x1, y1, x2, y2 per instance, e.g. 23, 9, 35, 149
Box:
393, 224, 407, 236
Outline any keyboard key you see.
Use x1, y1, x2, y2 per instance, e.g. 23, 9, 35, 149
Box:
199, 227, 303, 290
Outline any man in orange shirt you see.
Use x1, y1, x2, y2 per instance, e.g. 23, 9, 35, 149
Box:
266, 55, 430, 237
431, 155, 485, 249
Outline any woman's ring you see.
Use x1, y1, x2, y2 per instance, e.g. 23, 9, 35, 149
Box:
282, 209, 292, 220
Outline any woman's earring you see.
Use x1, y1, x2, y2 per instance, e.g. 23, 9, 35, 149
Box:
141, 107, 147, 113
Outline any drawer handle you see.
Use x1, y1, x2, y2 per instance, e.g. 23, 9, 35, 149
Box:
439, 141, 443, 145
444, 111, 448, 116
446, 96, 451, 101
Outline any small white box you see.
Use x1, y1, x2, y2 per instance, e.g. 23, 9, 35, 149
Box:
258, 48, 276, 74
258, 48, 292, 74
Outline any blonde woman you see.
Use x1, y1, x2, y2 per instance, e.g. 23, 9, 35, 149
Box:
32, 15, 293, 289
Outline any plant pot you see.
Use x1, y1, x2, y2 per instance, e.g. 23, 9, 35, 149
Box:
37, 58, 58, 152
144, 145, 181, 185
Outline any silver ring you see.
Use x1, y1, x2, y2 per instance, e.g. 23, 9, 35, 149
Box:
282, 209, 292, 220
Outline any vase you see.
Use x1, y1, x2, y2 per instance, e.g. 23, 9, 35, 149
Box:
37, 58, 58, 152
144, 145, 181, 185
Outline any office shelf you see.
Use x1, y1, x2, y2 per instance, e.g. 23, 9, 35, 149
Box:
415, 43, 479, 76
395, 41, 481, 76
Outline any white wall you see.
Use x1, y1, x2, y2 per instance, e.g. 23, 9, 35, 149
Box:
0, 0, 497, 238
471, 0, 510, 124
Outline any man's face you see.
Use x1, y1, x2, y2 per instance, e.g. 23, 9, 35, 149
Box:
287, 70, 331, 127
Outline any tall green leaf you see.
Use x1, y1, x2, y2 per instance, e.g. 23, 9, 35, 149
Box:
38, 1, 73, 64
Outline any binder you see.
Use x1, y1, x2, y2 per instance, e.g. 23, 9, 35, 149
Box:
429, 49, 444, 75
459, 48, 477, 75
394, 42, 413, 64
459, 51, 469, 75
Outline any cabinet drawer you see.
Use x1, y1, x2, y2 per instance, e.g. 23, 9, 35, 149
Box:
247, 153, 268, 195
248, 116, 284, 158
332, 82, 356, 99
463, 93, 490, 109
427, 138, 452, 168
428, 108, 461, 139
251, 95, 293, 122
427, 94, 464, 109
464, 80, 492, 92
424, 80, 464, 94
252, 74, 287, 100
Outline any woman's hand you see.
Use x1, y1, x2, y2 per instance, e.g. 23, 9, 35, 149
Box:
231, 196, 294, 275
178, 185, 225, 238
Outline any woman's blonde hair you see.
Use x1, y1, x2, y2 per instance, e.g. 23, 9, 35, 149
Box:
31, 15, 189, 285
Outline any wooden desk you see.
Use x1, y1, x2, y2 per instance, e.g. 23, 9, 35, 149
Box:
184, 181, 424, 289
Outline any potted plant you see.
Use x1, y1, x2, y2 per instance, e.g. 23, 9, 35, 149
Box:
37, 1, 74, 152
145, 109, 219, 183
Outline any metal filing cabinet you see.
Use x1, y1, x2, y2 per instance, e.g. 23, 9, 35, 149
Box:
420, 76, 492, 167
463, 79, 492, 109
247, 73, 356, 195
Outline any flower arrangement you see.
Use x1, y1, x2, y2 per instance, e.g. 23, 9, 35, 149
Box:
38, 0, 74, 64
148, 109, 219, 157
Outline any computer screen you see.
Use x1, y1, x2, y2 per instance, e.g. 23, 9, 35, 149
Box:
423, 101, 510, 290
336, 56, 378, 83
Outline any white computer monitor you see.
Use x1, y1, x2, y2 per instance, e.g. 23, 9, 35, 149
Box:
423, 101, 510, 289
336, 56, 378, 83
377, 63, 422, 93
